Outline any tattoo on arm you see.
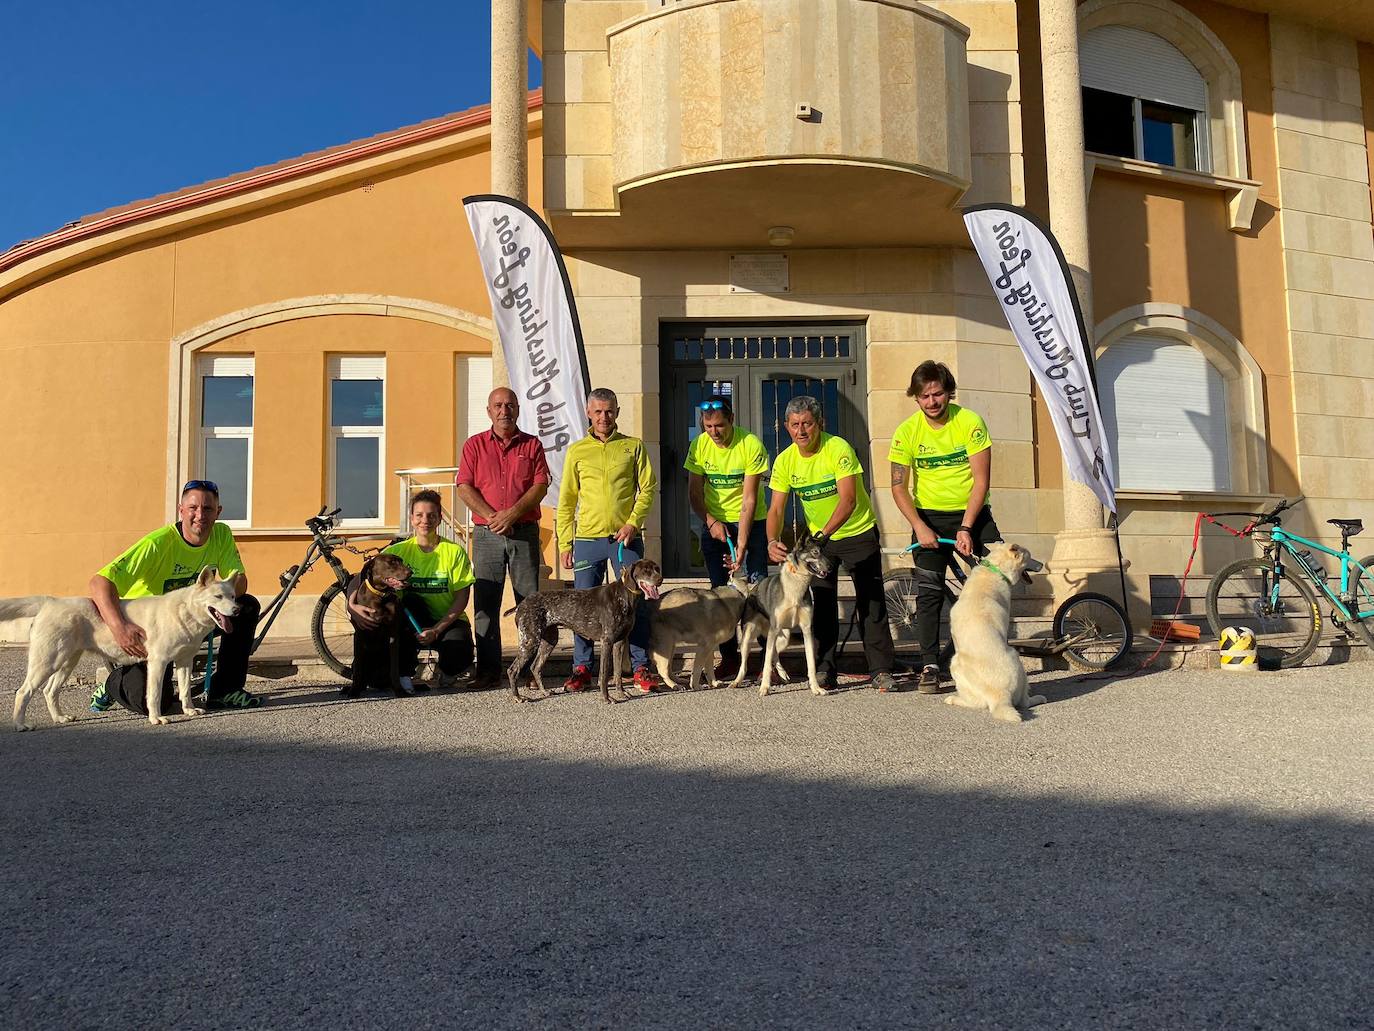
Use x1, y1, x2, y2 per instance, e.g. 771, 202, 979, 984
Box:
890, 465, 907, 487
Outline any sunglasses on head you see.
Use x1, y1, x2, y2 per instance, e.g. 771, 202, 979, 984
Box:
699, 400, 730, 412
182, 479, 220, 496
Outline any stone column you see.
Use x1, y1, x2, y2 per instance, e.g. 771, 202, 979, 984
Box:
488, 0, 528, 388
1039, 0, 1124, 601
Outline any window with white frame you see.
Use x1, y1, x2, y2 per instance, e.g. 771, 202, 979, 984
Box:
457, 355, 494, 447
329, 356, 386, 523
198, 355, 254, 523
1097, 334, 1230, 492
1081, 25, 1210, 172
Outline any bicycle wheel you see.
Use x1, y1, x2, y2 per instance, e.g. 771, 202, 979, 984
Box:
311, 582, 354, 678
1205, 558, 1321, 668
1051, 592, 1132, 671
882, 567, 961, 665
1347, 555, 1374, 650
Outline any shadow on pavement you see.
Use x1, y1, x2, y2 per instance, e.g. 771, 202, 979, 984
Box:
0, 719, 1369, 1030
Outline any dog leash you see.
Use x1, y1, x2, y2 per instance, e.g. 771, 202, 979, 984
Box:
903, 537, 961, 551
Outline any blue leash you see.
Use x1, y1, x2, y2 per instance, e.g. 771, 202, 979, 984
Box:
904, 537, 960, 552
405, 609, 424, 635
726, 536, 738, 564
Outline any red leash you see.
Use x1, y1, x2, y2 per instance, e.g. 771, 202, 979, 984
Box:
1133, 511, 1257, 671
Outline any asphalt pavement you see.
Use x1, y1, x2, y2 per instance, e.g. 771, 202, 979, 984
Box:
1, 648, 1370, 1030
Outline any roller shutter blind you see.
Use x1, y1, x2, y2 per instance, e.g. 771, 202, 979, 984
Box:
1081, 25, 1208, 112
1097, 334, 1230, 492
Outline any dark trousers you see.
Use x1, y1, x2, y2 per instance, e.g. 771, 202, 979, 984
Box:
399, 595, 474, 677
472, 522, 541, 678
104, 594, 261, 715
812, 529, 894, 679
700, 520, 768, 660
912, 506, 1002, 668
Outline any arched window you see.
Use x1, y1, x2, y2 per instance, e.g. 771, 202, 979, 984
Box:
1081, 25, 1209, 171
1095, 305, 1268, 496
1078, 0, 1251, 183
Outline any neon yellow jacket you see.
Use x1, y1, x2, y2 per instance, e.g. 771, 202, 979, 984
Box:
556, 431, 657, 551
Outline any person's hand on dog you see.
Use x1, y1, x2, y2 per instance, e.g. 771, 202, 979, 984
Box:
347, 593, 382, 630
613, 523, 638, 545
915, 523, 939, 550
954, 529, 974, 557
561, 551, 574, 570
767, 539, 789, 563
113, 619, 148, 659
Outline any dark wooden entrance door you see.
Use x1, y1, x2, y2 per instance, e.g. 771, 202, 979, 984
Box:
661, 323, 868, 576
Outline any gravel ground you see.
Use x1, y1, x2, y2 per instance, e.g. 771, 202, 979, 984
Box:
1, 647, 1371, 1030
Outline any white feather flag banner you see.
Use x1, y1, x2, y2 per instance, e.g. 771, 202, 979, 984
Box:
963, 204, 1118, 512
463, 194, 590, 500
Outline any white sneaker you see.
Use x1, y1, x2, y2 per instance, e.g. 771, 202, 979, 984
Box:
396, 676, 416, 696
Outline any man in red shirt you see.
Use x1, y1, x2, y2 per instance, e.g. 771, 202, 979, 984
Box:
457, 387, 551, 688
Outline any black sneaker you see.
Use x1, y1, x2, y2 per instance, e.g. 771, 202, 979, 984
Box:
916, 665, 942, 694
210, 689, 263, 709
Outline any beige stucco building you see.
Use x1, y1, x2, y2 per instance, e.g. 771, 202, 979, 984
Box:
3, 0, 1373, 641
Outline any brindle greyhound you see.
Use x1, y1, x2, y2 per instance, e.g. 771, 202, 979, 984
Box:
506, 559, 664, 704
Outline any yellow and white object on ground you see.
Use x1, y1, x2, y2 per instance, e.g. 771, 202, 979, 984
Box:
1218, 626, 1258, 670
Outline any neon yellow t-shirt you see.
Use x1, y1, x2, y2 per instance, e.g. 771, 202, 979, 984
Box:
768, 433, 876, 541
384, 537, 476, 621
887, 404, 992, 511
98, 522, 244, 599
683, 427, 770, 522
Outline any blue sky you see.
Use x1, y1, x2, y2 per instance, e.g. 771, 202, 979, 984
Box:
1, 1, 538, 251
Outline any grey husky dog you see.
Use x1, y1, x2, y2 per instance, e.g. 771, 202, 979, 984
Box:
0, 567, 241, 730
730, 535, 833, 697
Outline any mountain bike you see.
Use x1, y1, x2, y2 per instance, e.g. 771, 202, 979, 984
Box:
881, 539, 1133, 672
250, 506, 394, 678
1204, 498, 1374, 667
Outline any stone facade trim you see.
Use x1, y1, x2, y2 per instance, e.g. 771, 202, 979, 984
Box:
164, 295, 495, 523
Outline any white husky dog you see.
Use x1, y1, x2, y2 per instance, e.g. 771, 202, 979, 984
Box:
0, 567, 240, 731
947, 542, 1046, 723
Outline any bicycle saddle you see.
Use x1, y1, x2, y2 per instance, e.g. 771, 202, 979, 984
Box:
1327, 518, 1363, 537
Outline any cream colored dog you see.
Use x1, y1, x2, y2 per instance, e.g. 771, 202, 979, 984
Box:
947, 542, 1046, 723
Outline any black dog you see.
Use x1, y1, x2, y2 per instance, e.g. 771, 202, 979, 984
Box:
506, 559, 664, 704
344, 553, 412, 697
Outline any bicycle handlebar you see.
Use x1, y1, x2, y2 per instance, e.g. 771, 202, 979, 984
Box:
1206, 497, 1299, 526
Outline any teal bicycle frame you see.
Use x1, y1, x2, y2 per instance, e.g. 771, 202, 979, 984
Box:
1264, 526, 1374, 623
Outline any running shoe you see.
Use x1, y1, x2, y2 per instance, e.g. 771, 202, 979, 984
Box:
633, 667, 663, 695
563, 665, 593, 693
209, 689, 263, 709
89, 685, 115, 713
916, 665, 942, 694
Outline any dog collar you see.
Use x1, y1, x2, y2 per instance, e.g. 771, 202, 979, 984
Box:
361, 577, 388, 597
978, 559, 1013, 586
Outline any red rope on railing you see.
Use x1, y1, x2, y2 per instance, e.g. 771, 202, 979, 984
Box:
1133, 511, 1257, 670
